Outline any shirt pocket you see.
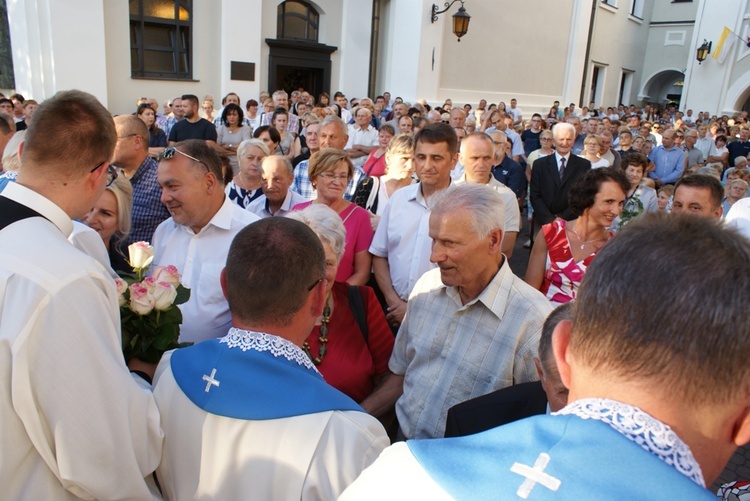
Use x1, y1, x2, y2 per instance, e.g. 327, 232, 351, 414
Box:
196, 263, 225, 306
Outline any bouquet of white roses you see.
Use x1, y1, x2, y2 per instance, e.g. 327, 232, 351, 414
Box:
116, 242, 191, 363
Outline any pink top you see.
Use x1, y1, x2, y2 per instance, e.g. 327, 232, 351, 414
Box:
363, 150, 387, 177
292, 201, 374, 282
540, 219, 610, 304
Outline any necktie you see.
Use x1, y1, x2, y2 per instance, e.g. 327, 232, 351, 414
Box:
559, 157, 566, 181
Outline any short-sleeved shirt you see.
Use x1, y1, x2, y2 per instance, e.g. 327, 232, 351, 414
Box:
168, 118, 218, 143
369, 183, 437, 299
389, 262, 553, 439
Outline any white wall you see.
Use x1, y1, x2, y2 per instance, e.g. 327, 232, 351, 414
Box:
8, 0, 108, 105
682, 0, 747, 115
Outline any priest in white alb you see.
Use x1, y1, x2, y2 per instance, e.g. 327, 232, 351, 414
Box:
153, 217, 389, 500
341, 213, 750, 500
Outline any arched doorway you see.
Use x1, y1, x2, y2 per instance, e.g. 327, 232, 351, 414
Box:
266, 0, 337, 96
638, 69, 685, 106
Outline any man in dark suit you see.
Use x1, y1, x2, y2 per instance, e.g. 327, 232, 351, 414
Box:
444, 303, 573, 438
529, 122, 591, 240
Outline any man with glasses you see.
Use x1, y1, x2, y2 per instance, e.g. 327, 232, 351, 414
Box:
152, 217, 388, 500
0, 90, 164, 499
648, 129, 686, 188
521, 113, 544, 159
153, 140, 259, 344
113, 115, 170, 247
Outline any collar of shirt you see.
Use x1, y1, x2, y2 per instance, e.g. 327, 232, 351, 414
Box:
180, 195, 235, 236
555, 398, 705, 487
2, 182, 73, 237
443, 258, 511, 320
554, 152, 570, 164
408, 180, 452, 209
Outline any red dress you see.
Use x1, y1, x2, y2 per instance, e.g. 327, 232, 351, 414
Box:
540, 220, 610, 304
305, 282, 395, 403
363, 150, 387, 177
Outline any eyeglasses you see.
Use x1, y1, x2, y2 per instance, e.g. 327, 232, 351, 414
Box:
90, 161, 118, 187
317, 173, 349, 182
307, 277, 325, 291
541, 137, 553, 141
157, 146, 209, 171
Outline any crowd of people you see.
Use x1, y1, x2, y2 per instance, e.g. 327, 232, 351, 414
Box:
1, 87, 750, 500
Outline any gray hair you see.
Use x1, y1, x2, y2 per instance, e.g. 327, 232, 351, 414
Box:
553, 122, 576, 139
2, 130, 25, 172
736, 156, 748, 165
286, 204, 346, 259
237, 138, 270, 162
320, 115, 347, 136
695, 166, 721, 179
430, 183, 506, 237
272, 90, 288, 99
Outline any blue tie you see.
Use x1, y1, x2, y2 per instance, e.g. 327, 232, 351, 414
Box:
559, 157, 566, 181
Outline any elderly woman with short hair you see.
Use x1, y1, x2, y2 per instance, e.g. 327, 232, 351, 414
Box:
292, 148, 373, 286
226, 139, 270, 208
287, 204, 394, 414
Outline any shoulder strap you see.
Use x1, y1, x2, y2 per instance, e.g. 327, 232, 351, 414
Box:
0, 196, 46, 231
366, 177, 380, 213
347, 285, 369, 343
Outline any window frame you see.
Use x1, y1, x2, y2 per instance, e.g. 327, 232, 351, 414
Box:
129, 0, 193, 80
277, 0, 319, 42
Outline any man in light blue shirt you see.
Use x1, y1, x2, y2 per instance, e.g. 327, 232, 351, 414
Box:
648, 129, 685, 187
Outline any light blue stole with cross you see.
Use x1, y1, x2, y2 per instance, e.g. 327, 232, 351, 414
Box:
170, 328, 363, 420
408, 413, 714, 500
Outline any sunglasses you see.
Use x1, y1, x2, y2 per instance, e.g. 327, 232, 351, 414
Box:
158, 147, 209, 171
90, 161, 118, 187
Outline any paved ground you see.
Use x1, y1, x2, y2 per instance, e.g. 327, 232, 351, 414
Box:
508, 215, 749, 493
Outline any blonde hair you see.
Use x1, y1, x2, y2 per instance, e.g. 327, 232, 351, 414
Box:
107, 174, 133, 247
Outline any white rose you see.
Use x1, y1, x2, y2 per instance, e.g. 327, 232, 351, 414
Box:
152, 282, 178, 311
151, 265, 181, 287
129, 283, 155, 315
128, 241, 155, 271
114, 278, 128, 307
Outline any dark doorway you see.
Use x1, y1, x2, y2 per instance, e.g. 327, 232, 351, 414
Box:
277, 65, 324, 95
266, 38, 337, 98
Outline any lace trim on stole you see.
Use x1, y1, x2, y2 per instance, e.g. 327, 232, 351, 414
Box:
555, 398, 705, 487
220, 328, 319, 373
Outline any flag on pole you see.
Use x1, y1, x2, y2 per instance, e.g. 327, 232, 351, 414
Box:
713, 26, 736, 64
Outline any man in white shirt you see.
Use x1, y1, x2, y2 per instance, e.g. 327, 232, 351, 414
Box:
248, 155, 306, 218
0, 90, 163, 500
508, 98, 523, 126
370, 122, 457, 330
154, 217, 388, 500
346, 106, 379, 168
342, 213, 749, 500
153, 139, 259, 343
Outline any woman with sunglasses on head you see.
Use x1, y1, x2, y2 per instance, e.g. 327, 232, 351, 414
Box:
292, 149, 373, 286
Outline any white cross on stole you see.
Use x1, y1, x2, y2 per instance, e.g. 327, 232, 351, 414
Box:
202, 368, 221, 393
510, 452, 561, 498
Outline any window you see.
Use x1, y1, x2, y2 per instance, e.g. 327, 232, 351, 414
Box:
590, 65, 606, 105
129, 0, 192, 79
601, 0, 617, 7
630, 0, 643, 18
619, 71, 634, 105
277, 1, 319, 42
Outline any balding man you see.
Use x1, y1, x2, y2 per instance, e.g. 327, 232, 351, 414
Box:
456, 132, 520, 257
648, 129, 685, 187
346, 106, 379, 168
247, 155, 306, 218
449, 108, 467, 129
292, 116, 364, 201
112, 115, 170, 246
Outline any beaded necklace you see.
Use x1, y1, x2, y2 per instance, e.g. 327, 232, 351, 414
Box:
302, 303, 332, 365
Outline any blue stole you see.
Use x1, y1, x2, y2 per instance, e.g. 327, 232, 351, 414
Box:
170, 332, 363, 420
408, 414, 714, 500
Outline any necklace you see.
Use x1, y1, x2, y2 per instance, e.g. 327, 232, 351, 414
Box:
302, 302, 331, 365
569, 222, 608, 250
